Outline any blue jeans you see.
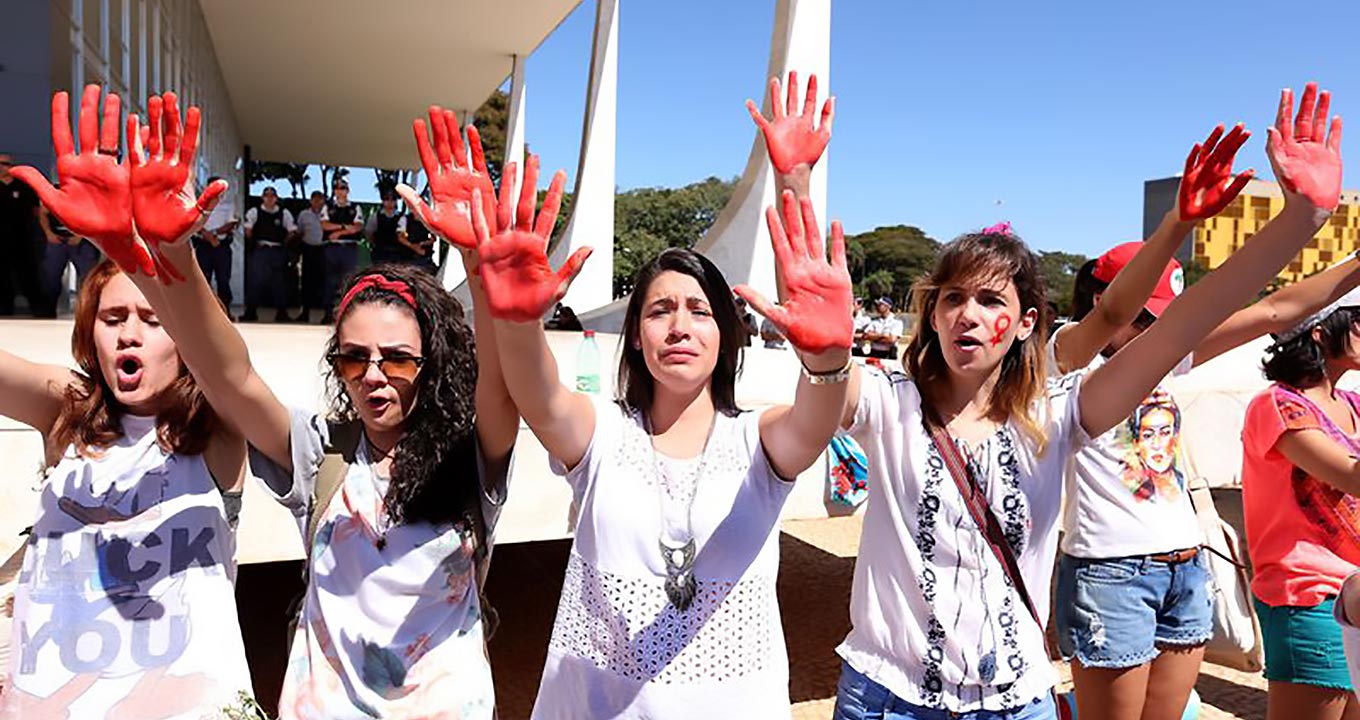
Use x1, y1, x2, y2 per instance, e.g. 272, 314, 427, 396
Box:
834, 662, 1057, 720
1055, 552, 1214, 669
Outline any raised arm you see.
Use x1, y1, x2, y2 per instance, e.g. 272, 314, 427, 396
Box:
1054, 123, 1253, 373
396, 106, 517, 464
465, 156, 595, 469
126, 92, 293, 467
738, 190, 853, 478
747, 71, 833, 200
1082, 83, 1343, 437
1194, 251, 1360, 365
0, 348, 73, 436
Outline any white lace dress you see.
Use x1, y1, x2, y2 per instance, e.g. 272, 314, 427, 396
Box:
531, 401, 794, 719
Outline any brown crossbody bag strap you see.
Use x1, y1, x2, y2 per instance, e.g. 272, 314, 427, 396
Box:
926, 422, 1070, 718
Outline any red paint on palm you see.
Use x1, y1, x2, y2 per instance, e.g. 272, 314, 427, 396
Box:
468, 156, 592, 322
10, 86, 153, 276
990, 314, 1012, 348
746, 71, 835, 174
128, 92, 227, 284
1267, 83, 1344, 212
1179, 123, 1254, 221
735, 190, 853, 355
398, 106, 497, 251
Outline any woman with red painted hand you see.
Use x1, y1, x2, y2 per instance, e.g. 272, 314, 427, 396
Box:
1051, 91, 1358, 720
50, 93, 518, 717
0, 86, 252, 719
1232, 87, 1357, 720
463, 136, 851, 714
830, 83, 1343, 720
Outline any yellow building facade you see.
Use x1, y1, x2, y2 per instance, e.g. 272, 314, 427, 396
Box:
1192, 179, 1360, 282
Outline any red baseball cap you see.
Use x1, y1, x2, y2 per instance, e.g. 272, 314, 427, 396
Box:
1092, 242, 1185, 317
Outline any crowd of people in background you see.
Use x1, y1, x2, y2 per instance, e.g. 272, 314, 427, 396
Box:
0, 154, 445, 325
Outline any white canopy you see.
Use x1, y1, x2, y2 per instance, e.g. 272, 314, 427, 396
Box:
198, 0, 580, 168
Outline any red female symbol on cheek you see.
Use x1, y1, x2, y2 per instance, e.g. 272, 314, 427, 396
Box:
990, 315, 1012, 348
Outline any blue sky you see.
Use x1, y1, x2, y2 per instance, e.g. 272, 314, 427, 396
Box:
262, 1, 1360, 258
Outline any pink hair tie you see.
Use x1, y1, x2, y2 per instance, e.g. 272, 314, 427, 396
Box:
982, 221, 1013, 236
336, 274, 418, 318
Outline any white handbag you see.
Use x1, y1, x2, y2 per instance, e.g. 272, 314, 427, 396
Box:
1185, 474, 1264, 672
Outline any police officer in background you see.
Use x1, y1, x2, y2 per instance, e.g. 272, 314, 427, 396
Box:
0, 153, 44, 316
39, 198, 100, 315
192, 175, 237, 313
243, 186, 297, 323
404, 193, 438, 273
295, 190, 328, 323
320, 178, 364, 324
366, 192, 413, 266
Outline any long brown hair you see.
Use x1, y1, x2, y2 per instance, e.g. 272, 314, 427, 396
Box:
48, 260, 219, 462
903, 231, 1051, 451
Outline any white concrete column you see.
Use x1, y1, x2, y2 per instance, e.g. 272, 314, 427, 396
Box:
548, 0, 618, 315
694, 0, 831, 309
504, 54, 528, 218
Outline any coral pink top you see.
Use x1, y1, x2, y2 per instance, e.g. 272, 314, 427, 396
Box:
1242, 384, 1360, 607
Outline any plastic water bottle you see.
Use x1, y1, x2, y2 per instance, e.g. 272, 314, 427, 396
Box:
575, 330, 601, 394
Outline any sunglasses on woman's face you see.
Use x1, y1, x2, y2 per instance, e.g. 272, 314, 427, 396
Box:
328, 351, 425, 382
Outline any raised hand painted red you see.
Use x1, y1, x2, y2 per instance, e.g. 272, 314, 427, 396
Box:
990, 314, 1012, 348
10, 86, 153, 276
468, 155, 592, 322
746, 71, 835, 174
734, 190, 853, 355
1179, 123, 1254, 221
128, 92, 227, 284
397, 106, 497, 251
1267, 82, 1344, 211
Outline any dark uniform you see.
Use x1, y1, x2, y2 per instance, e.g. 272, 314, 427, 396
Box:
324, 201, 363, 313
369, 209, 409, 266
405, 213, 438, 273
248, 205, 291, 320
0, 178, 43, 316
41, 209, 99, 314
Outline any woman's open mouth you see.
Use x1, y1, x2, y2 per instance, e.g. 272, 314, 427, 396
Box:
115, 356, 144, 390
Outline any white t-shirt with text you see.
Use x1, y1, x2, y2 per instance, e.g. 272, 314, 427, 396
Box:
1, 415, 252, 719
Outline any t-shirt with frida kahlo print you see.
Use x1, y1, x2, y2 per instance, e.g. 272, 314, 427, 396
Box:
1047, 329, 1202, 559
1242, 383, 1360, 608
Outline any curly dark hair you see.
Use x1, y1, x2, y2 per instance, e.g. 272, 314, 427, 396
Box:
322, 263, 480, 527
1262, 307, 1359, 389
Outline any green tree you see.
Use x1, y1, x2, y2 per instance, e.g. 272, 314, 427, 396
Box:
472, 89, 510, 187
248, 161, 308, 198
844, 225, 939, 308
611, 176, 736, 296
863, 269, 895, 302
1037, 250, 1089, 317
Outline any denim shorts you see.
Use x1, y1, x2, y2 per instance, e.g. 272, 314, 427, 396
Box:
833, 661, 1056, 720
1254, 596, 1353, 690
1055, 552, 1214, 669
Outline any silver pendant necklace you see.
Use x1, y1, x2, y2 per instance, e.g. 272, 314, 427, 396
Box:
645, 410, 718, 612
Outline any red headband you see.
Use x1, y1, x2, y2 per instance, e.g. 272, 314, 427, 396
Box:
336, 275, 418, 318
